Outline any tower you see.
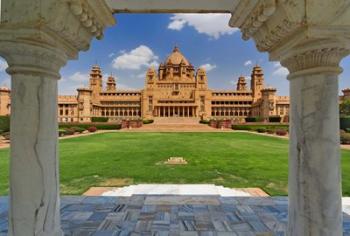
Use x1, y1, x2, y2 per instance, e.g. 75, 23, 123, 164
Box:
195, 68, 208, 90
77, 88, 92, 122
251, 65, 265, 101
0, 87, 10, 116
261, 87, 277, 120
106, 75, 116, 92
236, 76, 247, 91
89, 65, 103, 101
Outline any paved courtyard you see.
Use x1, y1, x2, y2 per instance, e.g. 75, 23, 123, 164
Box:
1, 195, 350, 235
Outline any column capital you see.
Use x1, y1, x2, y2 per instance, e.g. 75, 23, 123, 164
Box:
0, 0, 115, 77
280, 41, 350, 78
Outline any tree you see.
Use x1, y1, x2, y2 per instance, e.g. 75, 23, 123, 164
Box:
340, 99, 350, 116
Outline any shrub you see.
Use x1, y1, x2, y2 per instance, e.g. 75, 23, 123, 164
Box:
245, 116, 263, 122
59, 123, 121, 130
143, 119, 154, 124
269, 116, 281, 123
88, 126, 97, 133
267, 129, 275, 134
340, 116, 350, 130
245, 117, 256, 122
257, 128, 266, 133
1, 132, 10, 140
276, 129, 288, 136
199, 120, 210, 124
58, 129, 66, 137
0, 116, 10, 133
341, 132, 350, 144
232, 125, 252, 131
72, 126, 86, 133
64, 128, 75, 135
91, 117, 109, 122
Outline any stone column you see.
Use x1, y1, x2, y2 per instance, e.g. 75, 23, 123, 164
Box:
0, 41, 67, 236
281, 45, 349, 235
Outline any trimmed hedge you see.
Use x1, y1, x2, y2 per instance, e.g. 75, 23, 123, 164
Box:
245, 116, 264, 122
232, 124, 289, 132
0, 116, 10, 134
59, 123, 121, 130
269, 116, 281, 123
340, 116, 350, 130
199, 120, 210, 124
91, 117, 109, 122
88, 126, 97, 133
276, 129, 288, 136
341, 132, 350, 144
257, 128, 267, 133
143, 119, 154, 124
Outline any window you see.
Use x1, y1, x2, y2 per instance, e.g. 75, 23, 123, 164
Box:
148, 96, 153, 112
200, 96, 205, 112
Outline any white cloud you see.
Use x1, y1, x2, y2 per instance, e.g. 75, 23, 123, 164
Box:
200, 63, 217, 72
112, 45, 159, 70
168, 14, 238, 39
137, 73, 146, 79
0, 59, 8, 72
272, 62, 289, 77
108, 53, 116, 58
68, 72, 89, 83
244, 60, 252, 67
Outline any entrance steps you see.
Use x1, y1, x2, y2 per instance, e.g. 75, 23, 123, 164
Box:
153, 117, 200, 125
100, 184, 253, 197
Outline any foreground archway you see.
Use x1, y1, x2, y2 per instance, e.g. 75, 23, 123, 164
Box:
0, 0, 349, 235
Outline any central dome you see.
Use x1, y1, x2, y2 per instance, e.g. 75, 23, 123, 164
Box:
165, 46, 190, 66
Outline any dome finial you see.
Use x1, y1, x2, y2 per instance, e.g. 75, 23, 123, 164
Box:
173, 45, 180, 52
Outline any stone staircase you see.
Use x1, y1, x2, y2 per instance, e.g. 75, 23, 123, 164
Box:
100, 184, 253, 197
122, 117, 224, 132
153, 117, 200, 125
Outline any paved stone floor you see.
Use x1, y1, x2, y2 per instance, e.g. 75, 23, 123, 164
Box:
1, 196, 350, 235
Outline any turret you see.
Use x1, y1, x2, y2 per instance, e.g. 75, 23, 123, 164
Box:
106, 76, 116, 92
343, 88, 350, 100
146, 67, 157, 89
261, 87, 277, 120
236, 76, 247, 91
251, 65, 265, 101
89, 65, 103, 101
77, 88, 92, 122
196, 68, 208, 89
0, 87, 10, 116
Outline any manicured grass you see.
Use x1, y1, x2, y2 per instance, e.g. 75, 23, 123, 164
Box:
0, 132, 349, 196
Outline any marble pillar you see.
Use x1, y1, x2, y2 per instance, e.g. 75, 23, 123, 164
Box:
0, 42, 67, 236
282, 47, 349, 235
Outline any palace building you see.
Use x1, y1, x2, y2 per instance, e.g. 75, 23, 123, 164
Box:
0, 46, 348, 123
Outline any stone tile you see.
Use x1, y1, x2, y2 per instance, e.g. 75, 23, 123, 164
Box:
1, 196, 350, 234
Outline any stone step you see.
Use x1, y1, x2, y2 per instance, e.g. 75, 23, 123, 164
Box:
101, 184, 252, 197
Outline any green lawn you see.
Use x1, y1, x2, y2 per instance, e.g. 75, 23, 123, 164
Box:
0, 132, 349, 196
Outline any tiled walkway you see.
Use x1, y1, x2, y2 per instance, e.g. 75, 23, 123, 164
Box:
1, 196, 350, 235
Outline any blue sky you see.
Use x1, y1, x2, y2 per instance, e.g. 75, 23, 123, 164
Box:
0, 13, 349, 95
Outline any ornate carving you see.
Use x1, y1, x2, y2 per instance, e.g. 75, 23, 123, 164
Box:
230, 0, 277, 39
230, 0, 300, 53
281, 47, 350, 73
254, 19, 299, 52
67, 0, 106, 40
